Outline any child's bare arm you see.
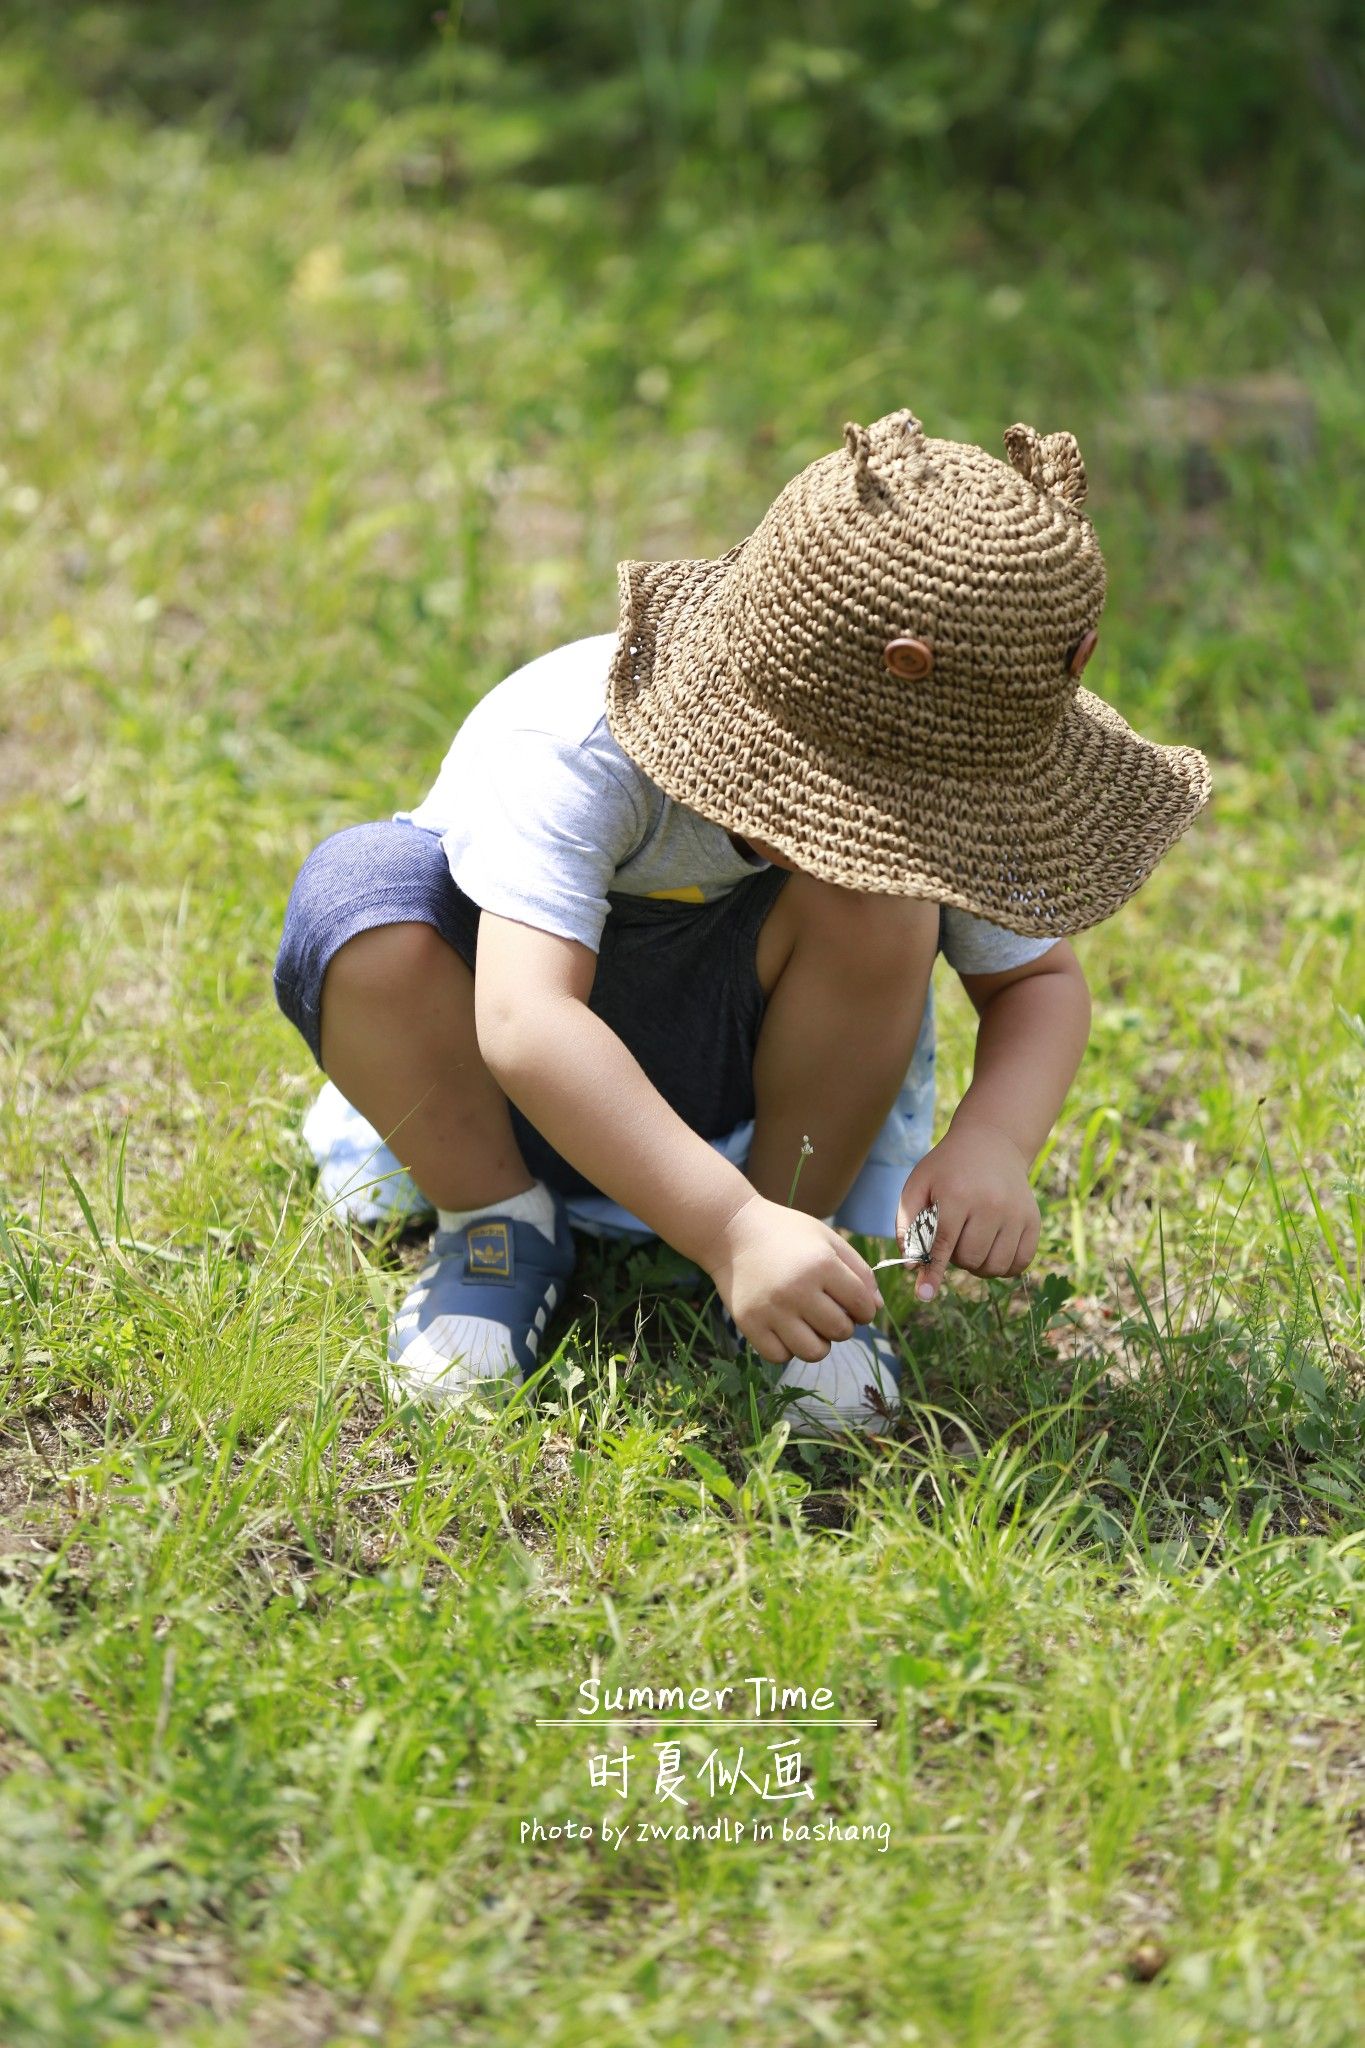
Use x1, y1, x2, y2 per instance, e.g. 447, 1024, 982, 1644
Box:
952, 941, 1093, 1160
899, 941, 1092, 1300
474, 912, 881, 1361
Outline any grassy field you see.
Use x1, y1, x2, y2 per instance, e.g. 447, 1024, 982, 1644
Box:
2, 36, 1364, 2047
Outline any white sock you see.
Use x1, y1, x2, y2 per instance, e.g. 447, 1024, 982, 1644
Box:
437, 1181, 558, 1247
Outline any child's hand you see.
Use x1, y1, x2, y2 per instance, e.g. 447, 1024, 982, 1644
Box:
702, 1193, 882, 1365
897, 1122, 1041, 1303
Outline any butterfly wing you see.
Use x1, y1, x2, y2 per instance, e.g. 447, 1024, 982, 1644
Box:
901, 1202, 939, 1267
871, 1201, 942, 1273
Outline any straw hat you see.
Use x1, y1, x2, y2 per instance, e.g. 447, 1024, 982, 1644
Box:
605, 406, 1211, 936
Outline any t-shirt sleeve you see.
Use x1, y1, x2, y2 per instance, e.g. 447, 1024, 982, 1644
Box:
939, 904, 1061, 977
442, 730, 647, 953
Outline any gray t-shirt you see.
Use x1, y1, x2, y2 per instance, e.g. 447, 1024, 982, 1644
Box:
399, 632, 1057, 978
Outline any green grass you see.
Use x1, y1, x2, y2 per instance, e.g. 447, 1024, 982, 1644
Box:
2, 41, 1364, 2047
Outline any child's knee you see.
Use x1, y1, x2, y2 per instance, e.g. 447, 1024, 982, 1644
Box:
322, 920, 459, 1011
781, 877, 939, 988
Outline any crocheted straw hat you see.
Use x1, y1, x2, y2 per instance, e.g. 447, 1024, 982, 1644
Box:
605, 407, 1211, 935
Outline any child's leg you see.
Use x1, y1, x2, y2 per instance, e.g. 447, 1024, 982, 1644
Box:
319, 922, 575, 1399
275, 822, 574, 1405
318, 921, 532, 1214
749, 877, 939, 1221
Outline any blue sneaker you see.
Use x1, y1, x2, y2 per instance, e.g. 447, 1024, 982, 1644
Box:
387, 1199, 577, 1406
714, 1304, 901, 1437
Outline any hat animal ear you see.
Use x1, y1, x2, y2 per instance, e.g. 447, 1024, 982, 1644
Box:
1004, 422, 1089, 510
888, 406, 925, 447
845, 409, 928, 498
843, 420, 873, 484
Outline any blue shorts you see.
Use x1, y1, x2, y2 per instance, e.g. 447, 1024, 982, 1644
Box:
274, 820, 789, 1202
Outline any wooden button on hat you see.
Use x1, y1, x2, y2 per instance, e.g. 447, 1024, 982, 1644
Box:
883, 637, 934, 681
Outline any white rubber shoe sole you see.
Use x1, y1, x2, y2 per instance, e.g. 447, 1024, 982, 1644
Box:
713, 1305, 901, 1436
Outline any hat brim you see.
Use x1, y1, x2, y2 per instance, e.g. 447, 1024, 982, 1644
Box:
605, 553, 1212, 937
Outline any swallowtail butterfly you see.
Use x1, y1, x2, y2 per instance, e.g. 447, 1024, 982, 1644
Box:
872, 1201, 939, 1272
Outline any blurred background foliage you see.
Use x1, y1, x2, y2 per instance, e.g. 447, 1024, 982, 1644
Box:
10, 0, 1365, 240
1, 0, 1361, 775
